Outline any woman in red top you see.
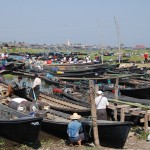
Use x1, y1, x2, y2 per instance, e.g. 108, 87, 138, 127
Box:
144, 53, 149, 63
47, 59, 52, 64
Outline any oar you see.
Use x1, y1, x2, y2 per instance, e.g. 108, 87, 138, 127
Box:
30, 78, 37, 102
29, 78, 38, 112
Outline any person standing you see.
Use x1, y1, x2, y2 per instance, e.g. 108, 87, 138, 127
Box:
67, 113, 85, 146
95, 91, 109, 120
31, 74, 41, 100
144, 52, 149, 63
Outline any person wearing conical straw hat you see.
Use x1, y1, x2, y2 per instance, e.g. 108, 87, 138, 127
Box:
67, 113, 85, 146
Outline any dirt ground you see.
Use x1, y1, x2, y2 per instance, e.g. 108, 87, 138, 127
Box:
37, 135, 150, 150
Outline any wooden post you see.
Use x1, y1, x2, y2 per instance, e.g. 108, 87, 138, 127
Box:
89, 80, 100, 147
95, 84, 99, 97
120, 108, 125, 122
114, 77, 119, 100
144, 110, 150, 132
114, 109, 117, 121
73, 85, 76, 92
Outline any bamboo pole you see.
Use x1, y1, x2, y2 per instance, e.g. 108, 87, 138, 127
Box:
56, 74, 142, 80
114, 77, 119, 100
89, 80, 100, 147
108, 98, 150, 109
144, 110, 148, 132
114, 16, 121, 64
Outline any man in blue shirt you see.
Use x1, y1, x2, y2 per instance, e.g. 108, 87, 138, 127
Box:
67, 113, 85, 146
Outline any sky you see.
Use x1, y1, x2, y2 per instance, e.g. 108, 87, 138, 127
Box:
0, 0, 150, 47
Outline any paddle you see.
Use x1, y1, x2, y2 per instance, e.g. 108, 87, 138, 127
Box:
29, 78, 39, 112
30, 78, 37, 101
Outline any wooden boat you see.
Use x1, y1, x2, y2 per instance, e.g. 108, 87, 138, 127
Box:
45, 71, 102, 78
62, 91, 90, 104
0, 70, 12, 74
2, 95, 132, 148
0, 103, 42, 148
41, 76, 89, 91
104, 91, 150, 105
116, 59, 129, 63
27, 91, 91, 116
14, 69, 104, 78
0, 62, 14, 74
43, 62, 114, 72
42, 109, 133, 149
99, 80, 150, 99
120, 86, 150, 99
0, 81, 134, 148
0, 81, 90, 116
120, 78, 150, 87
0, 81, 27, 99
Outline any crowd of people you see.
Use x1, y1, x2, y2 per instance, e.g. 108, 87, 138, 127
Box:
0, 52, 9, 70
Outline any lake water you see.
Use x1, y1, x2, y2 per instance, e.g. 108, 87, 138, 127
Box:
1, 74, 50, 93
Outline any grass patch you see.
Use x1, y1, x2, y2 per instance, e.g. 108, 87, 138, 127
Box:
0, 138, 5, 146
2, 74, 14, 78
137, 131, 150, 140
131, 127, 150, 140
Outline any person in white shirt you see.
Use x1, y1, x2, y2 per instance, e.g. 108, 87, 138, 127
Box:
30, 74, 41, 100
95, 90, 109, 120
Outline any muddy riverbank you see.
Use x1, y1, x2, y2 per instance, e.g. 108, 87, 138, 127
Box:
0, 130, 150, 150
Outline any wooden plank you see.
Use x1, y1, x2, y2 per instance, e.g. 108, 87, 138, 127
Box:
146, 110, 150, 114
89, 80, 100, 147
56, 74, 142, 80
116, 105, 130, 109
107, 104, 117, 110
128, 108, 142, 111
120, 108, 125, 122
114, 77, 119, 100
114, 109, 117, 121
130, 110, 146, 116
108, 99, 150, 109
144, 111, 149, 132
140, 117, 150, 123
140, 111, 150, 123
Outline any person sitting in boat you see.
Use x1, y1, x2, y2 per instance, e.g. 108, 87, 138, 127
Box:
30, 74, 41, 100
8, 76, 23, 97
67, 113, 85, 146
95, 91, 109, 120
29, 56, 33, 69
74, 57, 78, 64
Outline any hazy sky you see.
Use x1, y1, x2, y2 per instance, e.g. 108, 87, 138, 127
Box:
0, 0, 150, 47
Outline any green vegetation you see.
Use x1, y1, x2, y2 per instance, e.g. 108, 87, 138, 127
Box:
0, 138, 5, 146
1, 47, 150, 63
131, 127, 150, 140
137, 131, 150, 140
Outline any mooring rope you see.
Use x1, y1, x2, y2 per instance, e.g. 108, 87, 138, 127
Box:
83, 115, 97, 138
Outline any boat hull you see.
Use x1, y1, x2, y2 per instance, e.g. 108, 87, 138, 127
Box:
120, 86, 150, 99
42, 119, 132, 149
0, 104, 43, 148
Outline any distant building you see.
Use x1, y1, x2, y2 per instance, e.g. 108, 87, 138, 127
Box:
134, 44, 145, 49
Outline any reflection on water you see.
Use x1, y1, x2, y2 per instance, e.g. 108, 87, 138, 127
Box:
0, 74, 62, 149
2, 74, 50, 93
